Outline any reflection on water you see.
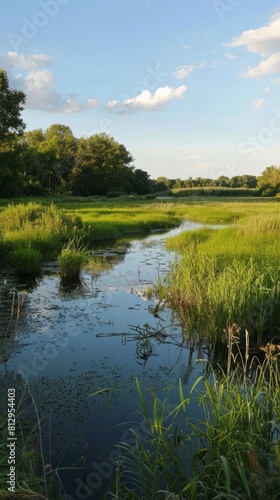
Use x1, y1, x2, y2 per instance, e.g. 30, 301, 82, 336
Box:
0, 221, 215, 498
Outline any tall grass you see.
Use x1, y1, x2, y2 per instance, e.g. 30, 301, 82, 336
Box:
0, 375, 65, 499
0, 288, 26, 363
108, 345, 280, 499
159, 211, 280, 345
0, 203, 83, 265
58, 237, 89, 283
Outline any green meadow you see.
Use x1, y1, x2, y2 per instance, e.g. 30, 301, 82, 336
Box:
0, 198, 181, 269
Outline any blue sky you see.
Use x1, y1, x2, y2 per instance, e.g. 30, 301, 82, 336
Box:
1, 0, 280, 179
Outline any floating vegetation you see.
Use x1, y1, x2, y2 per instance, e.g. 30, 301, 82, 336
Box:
97, 322, 187, 368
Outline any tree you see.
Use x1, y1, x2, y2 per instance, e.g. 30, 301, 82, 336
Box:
258, 166, 280, 195
0, 69, 26, 148
70, 133, 134, 196
132, 169, 153, 194
23, 125, 77, 192
44, 124, 77, 189
0, 69, 26, 196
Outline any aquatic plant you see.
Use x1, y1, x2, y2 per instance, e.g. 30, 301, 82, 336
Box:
58, 237, 89, 283
107, 342, 280, 499
0, 288, 26, 364
0, 372, 65, 498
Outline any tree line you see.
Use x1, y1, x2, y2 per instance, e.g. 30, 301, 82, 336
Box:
1, 68, 279, 198
155, 169, 280, 197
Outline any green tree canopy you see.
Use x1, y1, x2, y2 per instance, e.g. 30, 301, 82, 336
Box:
70, 133, 134, 196
23, 125, 77, 192
0, 69, 26, 151
258, 166, 280, 191
0, 69, 26, 196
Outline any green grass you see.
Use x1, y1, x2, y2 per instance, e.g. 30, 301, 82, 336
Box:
58, 238, 89, 283
0, 202, 82, 266
60, 203, 181, 242
0, 200, 182, 269
159, 207, 280, 344
107, 347, 280, 499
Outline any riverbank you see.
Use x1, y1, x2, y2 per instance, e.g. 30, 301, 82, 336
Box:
156, 204, 280, 346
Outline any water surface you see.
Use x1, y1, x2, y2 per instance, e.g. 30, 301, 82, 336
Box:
1, 220, 211, 498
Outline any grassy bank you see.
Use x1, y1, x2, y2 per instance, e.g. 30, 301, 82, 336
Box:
0, 203, 83, 270
61, 203, 181, 242
0, 201, 181, 271
0, 197, 279, 278
156, 204, 280, 345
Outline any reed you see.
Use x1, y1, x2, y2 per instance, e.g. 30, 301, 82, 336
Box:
107, 343, 280, 499
160, 211, 280, 345
58, 237, 89, 283
0, 376, 65, 499
0, 288, 26, 363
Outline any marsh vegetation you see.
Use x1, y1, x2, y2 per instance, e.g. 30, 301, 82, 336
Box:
0, 197, 279, 499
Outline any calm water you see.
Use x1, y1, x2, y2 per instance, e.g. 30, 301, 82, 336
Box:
1, 221, 213, 499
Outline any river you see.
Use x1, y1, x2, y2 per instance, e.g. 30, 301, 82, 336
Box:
1, 220, 213, 499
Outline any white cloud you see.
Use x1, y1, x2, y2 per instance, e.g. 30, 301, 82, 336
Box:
227, 13, 280, 79
188, 154, 202, 162
0, 51, 98, 114
173, 65, 195, 79
263, 86, 271, 92
173, 62, 205, 79
271, 76, 280, 84
251, 98, 264, 109
227, 14, 280, 57
225, 52, 235, 60
183, 154, 213, 171
5, 51, 53, 70
241, 52, 280, 78
106, 85, 187, 114
22, 69, 98, 113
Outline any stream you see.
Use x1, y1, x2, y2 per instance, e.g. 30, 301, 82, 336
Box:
1, 220, 214, 499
